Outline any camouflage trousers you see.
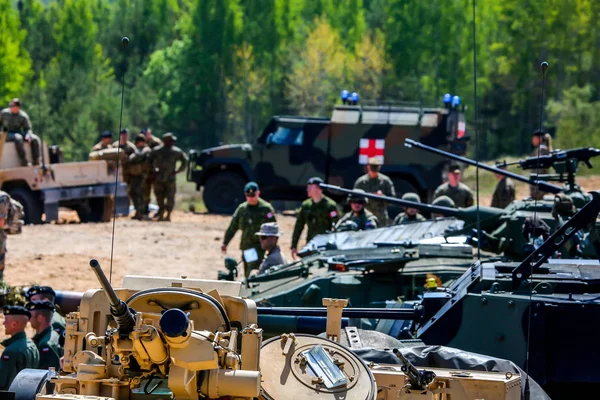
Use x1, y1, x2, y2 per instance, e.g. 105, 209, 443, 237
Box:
128, 175, 146, 216
0, 253, 5, 281
143, 175, 153, 212
154, 180, 176, 213
7, 132, 41, 166
241, 247, 265, 278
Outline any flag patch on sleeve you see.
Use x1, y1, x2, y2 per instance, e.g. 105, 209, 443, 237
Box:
266, 212, 274, 219
330, 211, 337, 218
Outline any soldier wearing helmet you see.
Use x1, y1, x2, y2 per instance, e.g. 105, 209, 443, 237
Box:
334, 189, 378, 231
393, 192, 426, 225
431, 195, 455, 218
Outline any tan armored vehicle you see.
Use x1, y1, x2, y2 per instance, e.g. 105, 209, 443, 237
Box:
0, 133, 128, 223
5, 260, 522, 399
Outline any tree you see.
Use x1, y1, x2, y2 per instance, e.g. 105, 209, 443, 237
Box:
0, 0, 31, 104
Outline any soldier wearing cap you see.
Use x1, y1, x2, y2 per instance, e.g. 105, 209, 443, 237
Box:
222, 182, 277, 277
26, 301, 63, 370
433, 164, 474, 208
128, 134, 152, 220
147, 132, 188, 221
256, 222, 287, 275
0, 98, 42, 166
491, 164, 515, 209
291, 177, 339, 258
0, 306, 39, 390
142, 128, 163, 214
26, 285, 66, 338
393, 192, 426, 225
353, 157, 396, 226
431, 195, 455, 218
92, 131, 114, 151
334, 189, 378, 231
529, 130, 551, 200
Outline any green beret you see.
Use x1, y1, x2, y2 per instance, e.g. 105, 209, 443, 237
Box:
26, 300, 55, 312
3, 305, 31, 318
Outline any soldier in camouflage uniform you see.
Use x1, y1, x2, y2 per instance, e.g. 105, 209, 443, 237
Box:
113, 128, 137, 184
0, 306, 39, 390
393, 192, 426, 225
431, 195, 455, 218
26, 301, 63, 370
148, 133, 188, 221
0, 98, 42, 166
222, 182, 277, 277
529, 130, 551, 200
0, 191, 12, 281
433, 164, 474, 208
26, 286, 67, 339
491, 165, 516, 209
291, 177, 339, 258
92, 130, 113, 151
353, 157, 396, 226
334, 189, 378, 231
128, 135, 151, 220
142, 128, 163, 214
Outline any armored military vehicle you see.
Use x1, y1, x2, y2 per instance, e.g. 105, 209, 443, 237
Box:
187, 94, 468, 214
0, 132, 128, 224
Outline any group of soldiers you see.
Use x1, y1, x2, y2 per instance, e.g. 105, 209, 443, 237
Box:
221, 152, 520, 279
91, 128, 188, 221
0, 285, 65, 390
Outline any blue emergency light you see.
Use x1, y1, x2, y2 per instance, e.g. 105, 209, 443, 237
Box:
452, 95, 461, 107
350, 92, 359, 104
443, 93, 452, 104
341, 90, 349, 101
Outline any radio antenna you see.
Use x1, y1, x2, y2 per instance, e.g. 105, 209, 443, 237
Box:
472, 0, 481, 260
109, 37, 129, 283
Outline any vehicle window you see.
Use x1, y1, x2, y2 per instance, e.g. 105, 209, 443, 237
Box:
270, 127, 304, 146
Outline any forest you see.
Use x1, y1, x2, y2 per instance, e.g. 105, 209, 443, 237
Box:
1, 0, 599, 161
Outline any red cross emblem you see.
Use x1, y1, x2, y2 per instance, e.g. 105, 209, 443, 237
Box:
359, 139, 385, 164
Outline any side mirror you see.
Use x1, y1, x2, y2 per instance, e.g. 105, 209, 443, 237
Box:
265, 133, 274, 148
218, 256, 239, 281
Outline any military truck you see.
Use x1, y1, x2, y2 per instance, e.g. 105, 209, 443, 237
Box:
0, 132, 128, 224
187, 96, 468, 214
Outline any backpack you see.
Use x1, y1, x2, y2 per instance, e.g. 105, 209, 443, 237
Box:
3, 194, 24, 234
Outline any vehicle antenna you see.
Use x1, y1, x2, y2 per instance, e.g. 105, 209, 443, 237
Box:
524, 60, 549, 399
108, 36, 129, 283
471, 0, 481, 260
37, 70, 46, 171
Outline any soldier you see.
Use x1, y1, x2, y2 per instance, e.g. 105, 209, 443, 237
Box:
529, 130, 551, 200
290, 177, 339, 258
0, 191, 13, 281
393, 192, 426, 225
334, 189, 378, 231
552, 193, 579, 258
26, 301, 63, 370
0, 98, 42, 166
147, 133, 187, 221
433, 164, 474, 208
92, 130, 113, 151
0, 306, 39, 390
113, 128, 137, 184
128, 134, 151, 220
431, 195, 455, 218
142, 128, 163, 215
26, 285, 66, 338
221, 182, 277, 277
353, 157, 396, 226
491, 164, 516, 209
256, 223, 287, 275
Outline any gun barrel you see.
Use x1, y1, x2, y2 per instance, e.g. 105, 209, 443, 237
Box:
257, 307, 421, 320
404, 139, 562, 194
392, 348, 424, 387
90, 259, 121, 308
319, 183, 458, 216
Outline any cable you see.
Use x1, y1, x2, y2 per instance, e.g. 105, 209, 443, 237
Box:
109, 37, 129, 283
472, 0, 481, 261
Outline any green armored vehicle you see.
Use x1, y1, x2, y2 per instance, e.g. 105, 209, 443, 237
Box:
187, 93, 468, 213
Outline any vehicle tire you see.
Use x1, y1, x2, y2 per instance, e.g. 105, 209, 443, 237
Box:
76, 198, 106, 223
7, 187, 43, 224
203, 172, 246, 214
389, 179, 419, 220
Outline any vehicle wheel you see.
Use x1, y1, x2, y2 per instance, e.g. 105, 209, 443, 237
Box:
203, 172, 246, 214
76, 198, 106, 223
9, 369, 50, 400
389, 179, 419, 220
7, 187, 43, 224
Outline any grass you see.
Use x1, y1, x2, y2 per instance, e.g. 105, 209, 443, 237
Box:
175, 172, 207, 212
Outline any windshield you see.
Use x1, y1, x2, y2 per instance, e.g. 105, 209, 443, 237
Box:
269, 126, 304, 146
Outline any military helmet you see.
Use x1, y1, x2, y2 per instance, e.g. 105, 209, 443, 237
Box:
432, 195, 455, 209
401, 192, 421, 203
553, 193, 576, 218
348, 189, 368, 204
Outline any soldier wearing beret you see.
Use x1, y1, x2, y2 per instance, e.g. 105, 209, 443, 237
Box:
26, 285, 66, 338
291, 177, 339, 258
26, 301, 63, 370
92, 131, 114, 152
393, 192, 426, 225
353, 157, 396, 226
128, 134, 151, 220
0, 306, 39, 389
222, 182, 277, 278
141, 128, 163, 215
147, 132, 188, 221
433, 164, 474, 208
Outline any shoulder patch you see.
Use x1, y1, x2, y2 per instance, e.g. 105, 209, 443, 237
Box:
3, 355, 9, 360
329, 210, 338, 218
266, 211, 274, 219
42, 348, 50, 352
